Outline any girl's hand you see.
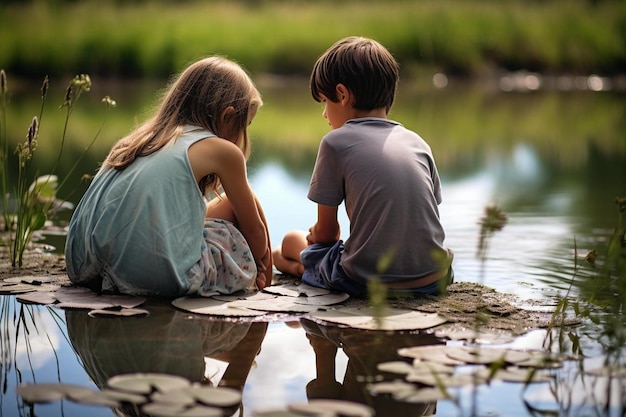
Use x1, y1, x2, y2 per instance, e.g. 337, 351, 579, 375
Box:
255, 274, 267, 291
254, 247, 271, 290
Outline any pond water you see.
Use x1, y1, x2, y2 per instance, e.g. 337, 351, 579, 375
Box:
1, 76, 625, 416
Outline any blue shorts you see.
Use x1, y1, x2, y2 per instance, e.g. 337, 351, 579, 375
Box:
301, 241, 368, 298
301, 241, 454, 299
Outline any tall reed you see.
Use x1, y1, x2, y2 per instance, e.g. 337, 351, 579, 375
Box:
0, 71, 115, 267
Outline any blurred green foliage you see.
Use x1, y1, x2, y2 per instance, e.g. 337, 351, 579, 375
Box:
1, 0, 625, 78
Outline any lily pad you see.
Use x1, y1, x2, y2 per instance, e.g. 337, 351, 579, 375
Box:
54, 286, 93, 295
17, 291, 58, 305
368, 380, 452, 403
16, 383, 94, 404
445, 346, 531, 365
397, 346, 465, 366
312, 307, 446, 331
405, 372, 486, 387
230, 297, 319, 313
186, 386, 241, 407
366, 380, 416, 396
107, 373, 191, 395
392, 386, 451, 403
434, 329, 514, 344
409, 361, 456, 375
263, 282, 330, 298
376, 361, 416, 375
150, 389, 196, 407
88, 308, 150, 318
292, 292, 350, 306
376, 360, 455, 377
71, 388, 147, 407
0, 282, 59, 294
514, 352, 564, 369
142, 402, 223, 417
211, 291, 277, 302
475, 367, 554, 383
254, 411, 305, 417
289, 399, 374, 417
172, 296, 267, 316
4, 275, 59, 284
53, 289, 147, 310
149, 386, 241, 408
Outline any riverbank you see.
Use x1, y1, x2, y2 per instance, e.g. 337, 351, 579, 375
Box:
0, 235, 576, 337
1, 0, 624, 79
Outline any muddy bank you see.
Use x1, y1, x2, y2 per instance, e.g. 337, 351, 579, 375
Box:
1, 244, 575, 338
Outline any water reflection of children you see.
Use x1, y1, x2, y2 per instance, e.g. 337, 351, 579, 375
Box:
300, 317, 441, 416
66, 302, 267, 416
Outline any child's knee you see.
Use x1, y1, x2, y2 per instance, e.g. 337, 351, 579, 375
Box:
282, 230, 307, 252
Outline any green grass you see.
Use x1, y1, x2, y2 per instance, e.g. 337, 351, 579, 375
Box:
1, 0, 625, 79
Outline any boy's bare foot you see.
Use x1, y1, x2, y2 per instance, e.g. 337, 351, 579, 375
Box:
272, 248, 305, 277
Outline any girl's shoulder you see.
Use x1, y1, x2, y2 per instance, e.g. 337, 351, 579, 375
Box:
188, 135, 241, 158
187, 135, 246, 180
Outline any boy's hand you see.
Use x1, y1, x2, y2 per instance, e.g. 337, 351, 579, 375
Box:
308, 205, 341, 245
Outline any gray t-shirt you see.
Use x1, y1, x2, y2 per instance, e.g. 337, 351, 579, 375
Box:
308, 118, 448, 285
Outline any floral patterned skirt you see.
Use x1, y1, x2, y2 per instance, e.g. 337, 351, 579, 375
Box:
187, 219, 257, 296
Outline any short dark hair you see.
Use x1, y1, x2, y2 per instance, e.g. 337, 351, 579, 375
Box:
310, 36, 399, 112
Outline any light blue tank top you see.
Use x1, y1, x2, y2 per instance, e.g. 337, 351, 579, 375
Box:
65, 126, 215, 296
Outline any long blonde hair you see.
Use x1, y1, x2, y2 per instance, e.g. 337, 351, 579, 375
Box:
103, 56, 261, 171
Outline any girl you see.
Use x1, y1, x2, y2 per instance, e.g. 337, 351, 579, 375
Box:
65, 56, 272, 297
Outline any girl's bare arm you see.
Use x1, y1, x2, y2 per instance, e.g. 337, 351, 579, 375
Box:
189, 138, 269, 264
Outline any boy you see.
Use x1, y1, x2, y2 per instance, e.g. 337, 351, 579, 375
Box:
273, 36, 453, 298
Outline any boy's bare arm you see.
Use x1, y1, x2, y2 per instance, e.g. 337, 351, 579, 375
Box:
308, 204, 340, 245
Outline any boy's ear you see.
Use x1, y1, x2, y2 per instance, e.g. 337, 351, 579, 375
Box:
336, 84, 350, 105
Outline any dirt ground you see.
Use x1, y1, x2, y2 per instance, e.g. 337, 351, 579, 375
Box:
1, 238, 577, 337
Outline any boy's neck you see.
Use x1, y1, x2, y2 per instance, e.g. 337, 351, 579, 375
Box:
350, 108, 388, 120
